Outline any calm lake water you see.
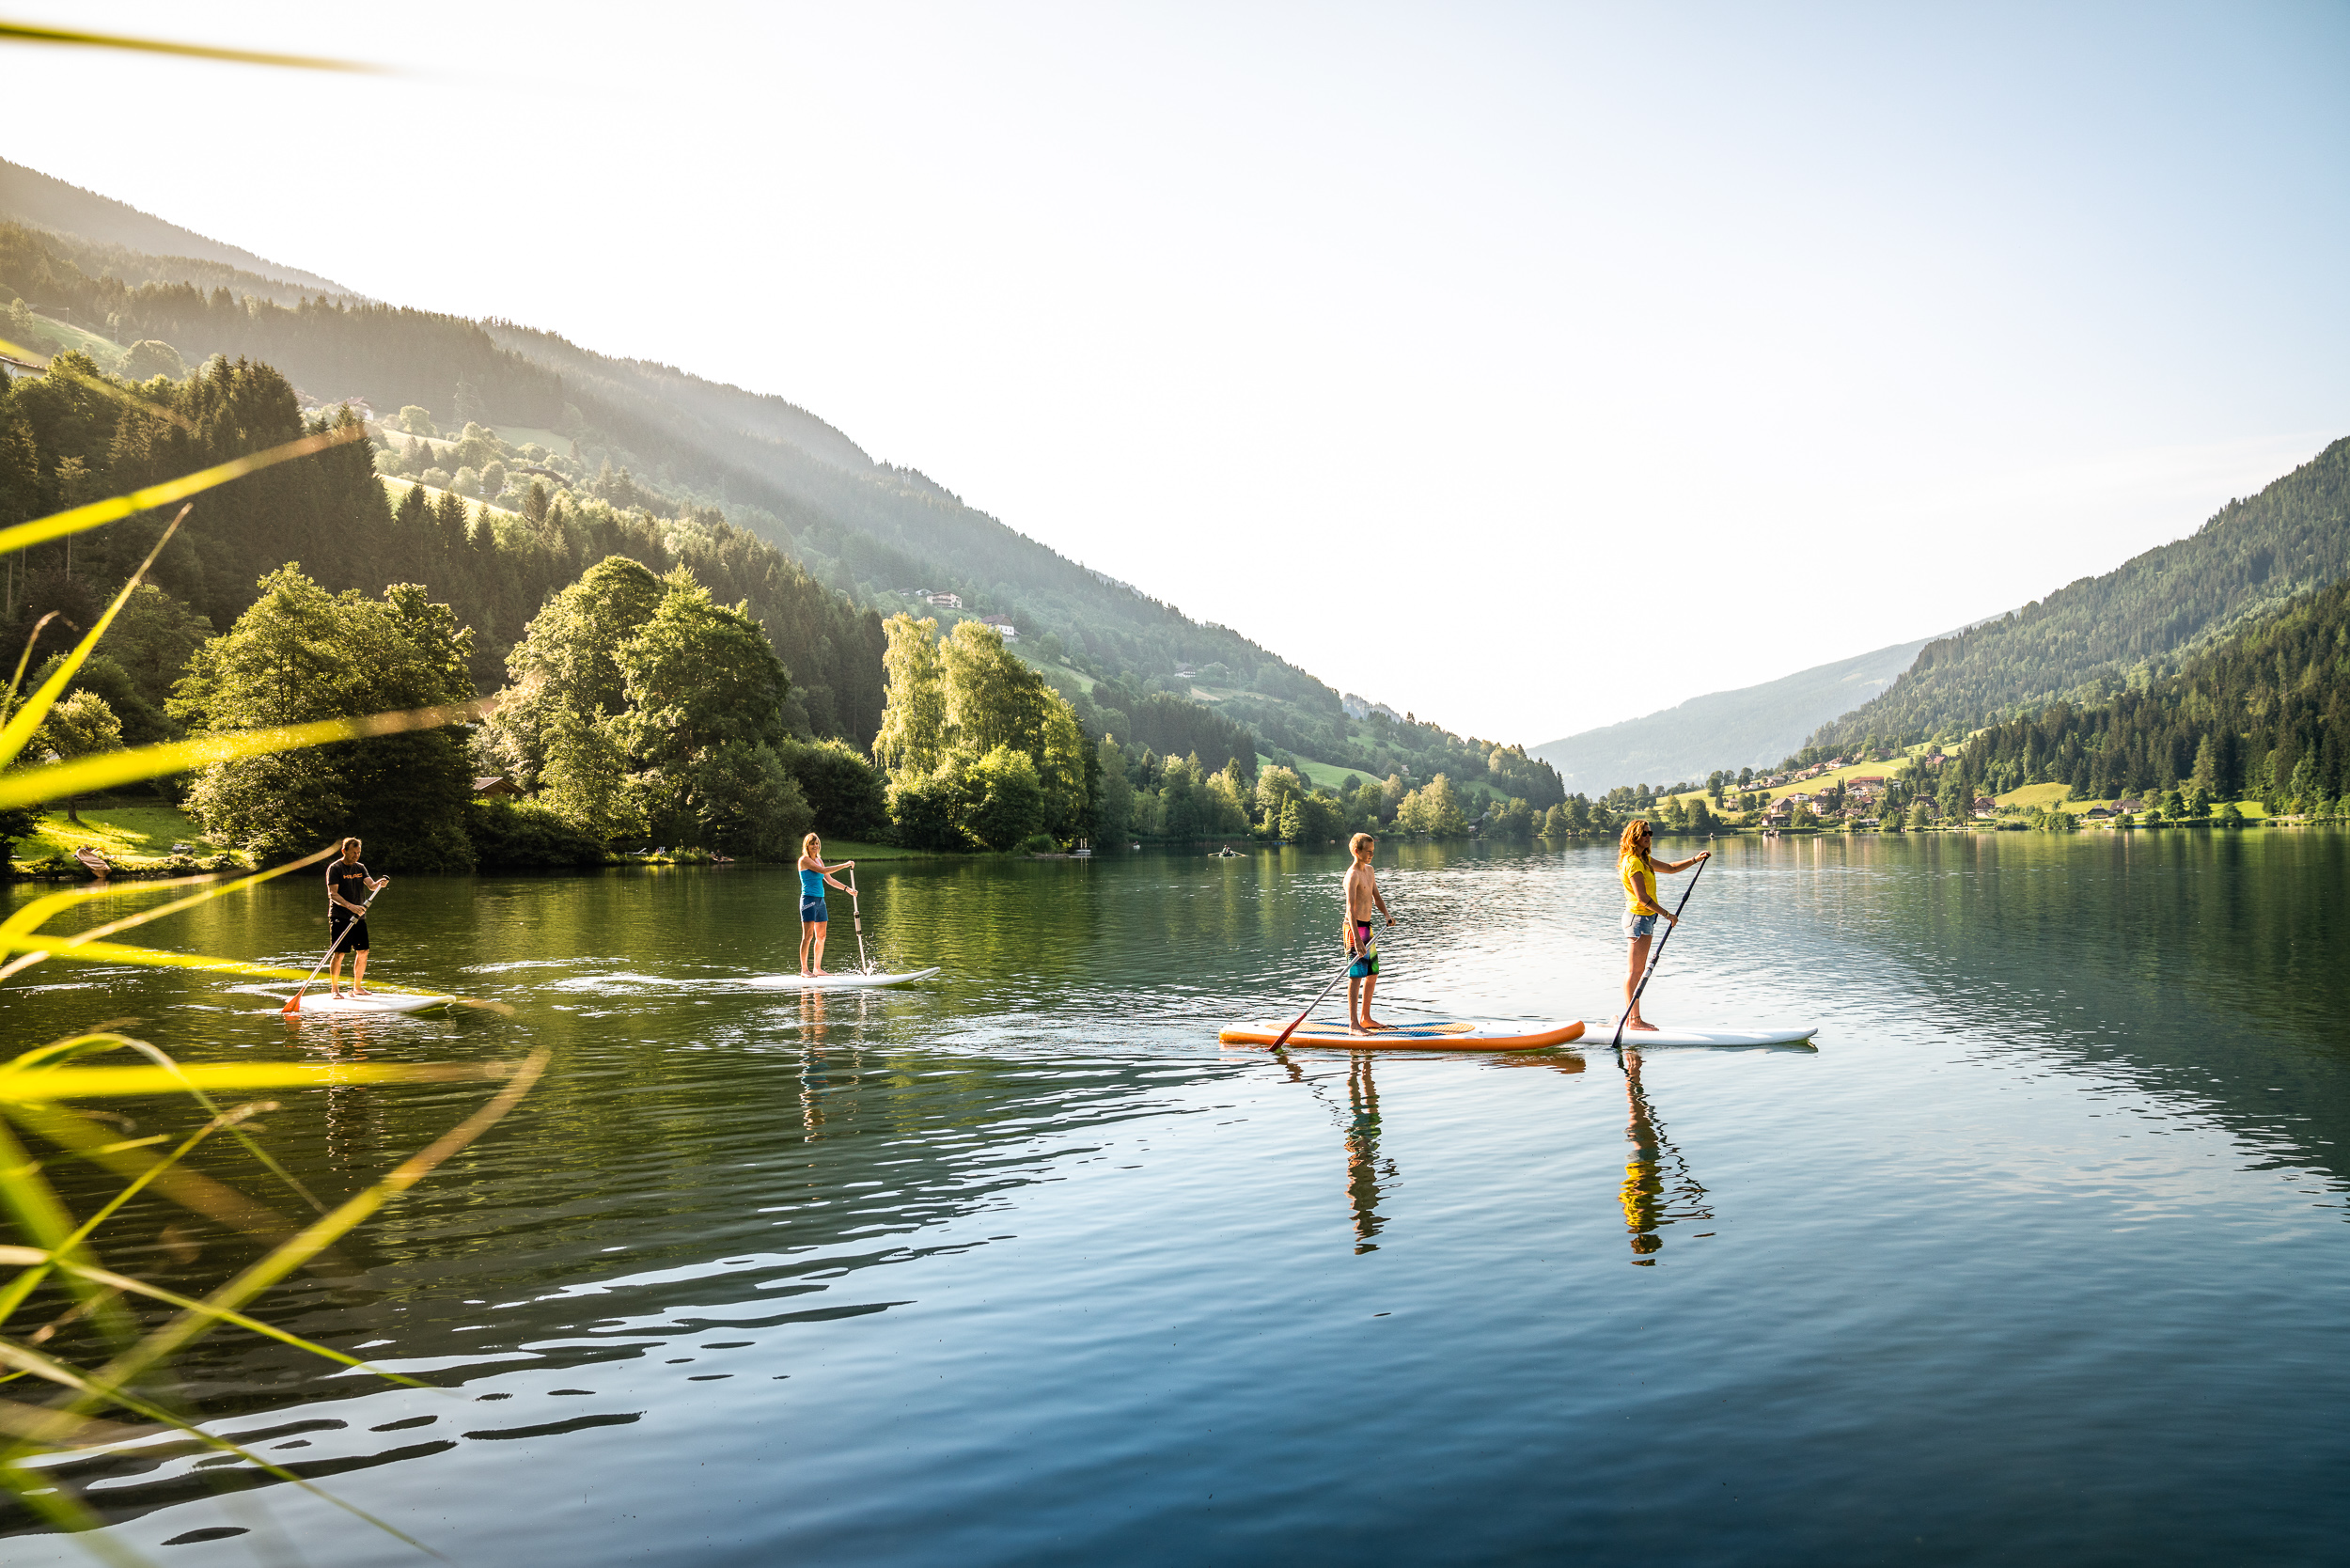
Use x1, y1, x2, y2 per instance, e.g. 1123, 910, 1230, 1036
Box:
6, 830, 2348, 1565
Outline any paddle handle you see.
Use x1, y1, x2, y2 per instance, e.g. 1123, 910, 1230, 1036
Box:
1611, 855, 1708, 1050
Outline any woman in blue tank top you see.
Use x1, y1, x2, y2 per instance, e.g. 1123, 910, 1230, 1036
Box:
796, 831, 856, 976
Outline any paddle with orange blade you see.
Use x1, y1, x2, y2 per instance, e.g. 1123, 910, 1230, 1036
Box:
1268, 954, 1359, 1049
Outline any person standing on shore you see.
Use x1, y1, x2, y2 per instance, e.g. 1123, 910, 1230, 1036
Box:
325, 837, 387, 998
1618, 820, 1705, 1034
797, 832, 856, 977
1343, 832, 1394, 1034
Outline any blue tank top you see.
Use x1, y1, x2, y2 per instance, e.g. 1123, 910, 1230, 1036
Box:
800, 867, 824, 898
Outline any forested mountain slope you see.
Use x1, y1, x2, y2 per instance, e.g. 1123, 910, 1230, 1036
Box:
3, 224, 328, 312
481, 321, 875, 475
0, 353, 885, 745
0, 158, 348, 296
1815, 437, 2350, 750
1943, 574, 2349, 812
1532, 635, 1934, 792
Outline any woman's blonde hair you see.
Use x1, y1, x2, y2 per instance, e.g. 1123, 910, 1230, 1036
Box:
1618, 819, 1652, 859
802, 832, 821, 857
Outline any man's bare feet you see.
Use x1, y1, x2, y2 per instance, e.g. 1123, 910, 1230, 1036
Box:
1360, 1017, 1389, 1031
1624, 1017, 1658, 1032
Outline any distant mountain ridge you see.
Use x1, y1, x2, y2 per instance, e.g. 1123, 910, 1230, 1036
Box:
1530, 637, 1934, 791
0, 158, 350, 297
1813, 436, 2350, 750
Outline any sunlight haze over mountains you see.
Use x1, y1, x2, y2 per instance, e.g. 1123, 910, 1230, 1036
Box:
9, 0, 2345, 741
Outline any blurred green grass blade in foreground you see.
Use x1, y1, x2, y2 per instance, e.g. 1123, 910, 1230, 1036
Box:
0, 423, 362, 562
0, 421, 537, 1559
0, 508, 187, 766
0, 699, 486, 811
0, 337, 196, 431
0, 22, 383, 73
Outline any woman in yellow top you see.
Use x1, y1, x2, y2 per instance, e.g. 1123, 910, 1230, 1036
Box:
1618, 819, 1707, 1033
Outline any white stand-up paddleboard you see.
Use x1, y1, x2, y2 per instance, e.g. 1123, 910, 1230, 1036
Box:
1220, 1016, 1587, 1051
742, 967, 941, 991
1583, 1019, 1819, 1048
276, 992, 451, 1015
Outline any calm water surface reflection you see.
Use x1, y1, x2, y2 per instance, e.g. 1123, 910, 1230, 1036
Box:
5, 831, 2347, 1564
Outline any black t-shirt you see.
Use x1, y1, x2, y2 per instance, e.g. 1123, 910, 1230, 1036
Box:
328, 860, 371, 917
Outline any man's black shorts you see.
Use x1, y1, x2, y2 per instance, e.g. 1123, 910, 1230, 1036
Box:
330, 912, 371, 952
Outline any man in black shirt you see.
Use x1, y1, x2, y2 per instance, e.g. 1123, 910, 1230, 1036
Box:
326, 837, 389, 997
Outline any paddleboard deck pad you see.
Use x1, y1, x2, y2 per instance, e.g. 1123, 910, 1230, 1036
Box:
277, 992, 449, 1015
1582, 1019, 1819, 1048
1220, 1016, 1587, 1051
741, 967, 941, 991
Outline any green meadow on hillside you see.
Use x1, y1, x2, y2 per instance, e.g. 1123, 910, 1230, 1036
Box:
14, 802, 215, 866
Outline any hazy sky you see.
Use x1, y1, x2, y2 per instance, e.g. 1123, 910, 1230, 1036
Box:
11, 2, 2348, 743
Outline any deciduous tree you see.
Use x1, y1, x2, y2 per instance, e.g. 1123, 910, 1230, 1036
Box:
171, 568, 478, 869
35, 689, 123, 823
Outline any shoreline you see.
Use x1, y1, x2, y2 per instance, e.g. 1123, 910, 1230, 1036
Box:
11, 819, 2340, 883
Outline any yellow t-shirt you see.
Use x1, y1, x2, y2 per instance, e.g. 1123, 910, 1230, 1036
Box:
1621, 853, 1658, 914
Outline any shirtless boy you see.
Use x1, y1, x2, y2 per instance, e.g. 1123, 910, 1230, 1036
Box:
1343, 832, 1394, 1034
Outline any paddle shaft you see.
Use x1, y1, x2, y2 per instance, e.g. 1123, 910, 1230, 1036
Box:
845, 866, 870, 973
1269, 957, 1355, 1050
283, 883, 382, 1011
1611, 855, 1708, 1050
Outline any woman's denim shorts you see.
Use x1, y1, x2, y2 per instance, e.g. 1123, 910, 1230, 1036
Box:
1622, 912, 1659, 939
